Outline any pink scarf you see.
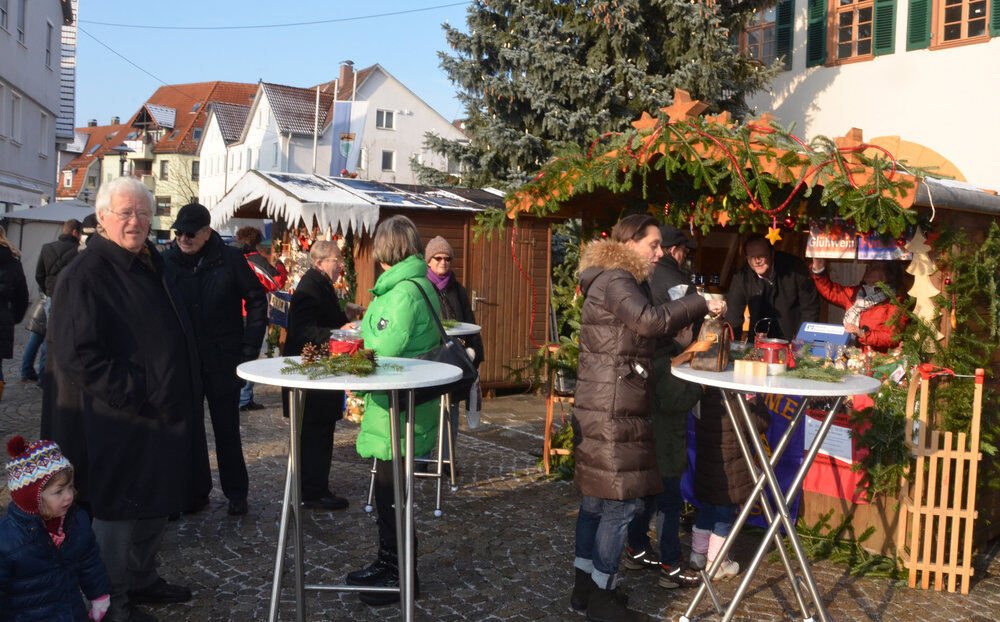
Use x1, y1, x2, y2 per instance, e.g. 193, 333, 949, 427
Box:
426, 267, 452, 291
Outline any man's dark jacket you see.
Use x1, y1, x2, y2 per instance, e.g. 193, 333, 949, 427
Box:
0, 245, 28, 359
0, 504, 110, 621
163, 231, 267, 394
435, 277, 484, 366
40, 235, 206, 520
282, 267, 349, 417
35, 234, 79, 297
725, 250, 820, 340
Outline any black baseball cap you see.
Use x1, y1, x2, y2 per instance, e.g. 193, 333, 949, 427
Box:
173, 202, 211, 235
660, 225, 697, 250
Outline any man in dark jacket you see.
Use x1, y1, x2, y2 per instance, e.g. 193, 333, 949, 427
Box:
623, 225, 703, 588
163, 203, 267, 517
281, 240, 358, 510
725, 234, 820, 340
40, 177, 203, 622
35, 219, 81, 298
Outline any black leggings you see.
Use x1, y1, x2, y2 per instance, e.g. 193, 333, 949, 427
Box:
373, 459, 418, 557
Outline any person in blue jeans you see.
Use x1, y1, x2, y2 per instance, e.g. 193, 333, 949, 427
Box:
20, 295, 47, 382
569, 215, 716, 621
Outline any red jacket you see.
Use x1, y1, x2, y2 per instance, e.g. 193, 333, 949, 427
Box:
812, 271, 904, 352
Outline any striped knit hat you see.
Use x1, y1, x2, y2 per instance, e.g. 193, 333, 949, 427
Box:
6, 436, 72, 515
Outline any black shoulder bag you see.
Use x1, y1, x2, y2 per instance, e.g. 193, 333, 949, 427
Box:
405, 279, 479, 404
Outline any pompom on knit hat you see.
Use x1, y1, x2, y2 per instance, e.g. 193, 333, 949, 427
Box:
6, 436, 72, 515
424, 236, 454, 262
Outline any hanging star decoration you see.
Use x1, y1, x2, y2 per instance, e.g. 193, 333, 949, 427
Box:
765, 225, 782, 245
631, 111, 659, 132
715, 211, 731, 227
659, 89, 709, 123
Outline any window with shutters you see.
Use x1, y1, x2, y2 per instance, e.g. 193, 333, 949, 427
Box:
932, 0, 992, 46
832, 0, 875, 60
739, 6, 778, 62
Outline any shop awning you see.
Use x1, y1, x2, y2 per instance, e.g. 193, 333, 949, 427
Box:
211, 170, 486, 235
4, 200, 93, 222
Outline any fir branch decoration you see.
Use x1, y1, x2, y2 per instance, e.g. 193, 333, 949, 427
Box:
282, 347, 392, 379
441, 318, 459, 330
781, 353, 851, 382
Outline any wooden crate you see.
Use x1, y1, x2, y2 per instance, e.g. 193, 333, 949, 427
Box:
895, 367, 985, 594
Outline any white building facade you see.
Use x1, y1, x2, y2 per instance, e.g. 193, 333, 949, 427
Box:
0, 0, 71, 211
198, 64, 468, 207
747, 0, 1000, 189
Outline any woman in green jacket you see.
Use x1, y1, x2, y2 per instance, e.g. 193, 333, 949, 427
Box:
347, 215, 440, 606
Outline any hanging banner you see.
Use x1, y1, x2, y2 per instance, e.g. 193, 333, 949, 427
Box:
681, 393, 805, 529
328, 101, 369, 175
806, 221, 856, 259
857, 232, 913, 261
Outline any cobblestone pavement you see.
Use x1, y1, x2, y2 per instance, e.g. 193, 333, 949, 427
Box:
4, 344, 1000, 621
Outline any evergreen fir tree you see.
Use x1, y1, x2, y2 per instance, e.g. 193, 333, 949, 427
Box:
416, 0, 778, 189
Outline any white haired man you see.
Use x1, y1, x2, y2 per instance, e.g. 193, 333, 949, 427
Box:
41, 176, 207, 622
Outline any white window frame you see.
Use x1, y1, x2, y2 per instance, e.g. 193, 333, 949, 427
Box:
16, 0, 24, 44
160, 159, 169, 181
381, 149, 395, 172
376, 109, 395, 130
63, 170, 72, 188
1, 0, 8, 31
358, 147, 367, 170
8, 91, 21, 144
45, 21, 53, 68
38, 112, 47, 157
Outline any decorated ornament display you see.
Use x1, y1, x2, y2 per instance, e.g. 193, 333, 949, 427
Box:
906, 227, 943, 340
765, 218, 782, 245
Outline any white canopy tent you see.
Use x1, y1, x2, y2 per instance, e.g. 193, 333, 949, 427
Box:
4, 201, 93, 301
210, 170, 485, 236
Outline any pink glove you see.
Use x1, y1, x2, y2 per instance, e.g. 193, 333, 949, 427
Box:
89, 594, 110, 621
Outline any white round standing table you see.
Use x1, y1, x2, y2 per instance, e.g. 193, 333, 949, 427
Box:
672, 364, 880, 622
238, 356, 462, 622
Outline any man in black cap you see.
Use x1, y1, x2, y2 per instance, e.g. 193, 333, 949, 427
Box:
622, 224, 704, 588
163, 203, 267, 516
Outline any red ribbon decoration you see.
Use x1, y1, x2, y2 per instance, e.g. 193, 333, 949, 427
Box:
329, 339, 364, 355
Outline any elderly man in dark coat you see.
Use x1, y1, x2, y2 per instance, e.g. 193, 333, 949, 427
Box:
163, 202, 267, 517
40, 176, 204, 622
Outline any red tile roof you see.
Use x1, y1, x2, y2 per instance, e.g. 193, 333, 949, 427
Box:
56, 124, 132, 198
127, 81, 258, 155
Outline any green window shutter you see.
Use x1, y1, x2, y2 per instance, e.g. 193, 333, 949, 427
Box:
873, 0, 897, 55
806, 0, 828, 67
990, 0, 1000, 36
775, 0, 795, 70
906, 0, 932, 50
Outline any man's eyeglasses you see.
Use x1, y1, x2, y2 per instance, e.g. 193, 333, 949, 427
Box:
176, 230, 200, 239
430, 256, 452, 263
109, 209, 151, 222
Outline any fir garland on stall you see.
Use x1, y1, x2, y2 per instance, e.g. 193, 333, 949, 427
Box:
282, 343, 393, 379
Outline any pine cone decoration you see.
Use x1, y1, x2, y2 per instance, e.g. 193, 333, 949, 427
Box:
301, 343, 322, 364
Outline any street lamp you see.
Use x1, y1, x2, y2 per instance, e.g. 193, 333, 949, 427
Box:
111, 145, 133, 177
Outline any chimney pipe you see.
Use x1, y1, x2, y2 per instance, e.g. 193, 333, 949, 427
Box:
111, 116, 120, 125
88, 119, 97, 127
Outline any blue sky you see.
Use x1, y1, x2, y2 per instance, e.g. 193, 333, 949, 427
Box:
75, 1, 471, 127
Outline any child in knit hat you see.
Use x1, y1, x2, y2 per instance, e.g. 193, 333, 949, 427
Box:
1, 436, 111, 621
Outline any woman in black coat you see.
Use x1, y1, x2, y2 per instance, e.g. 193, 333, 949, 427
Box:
423, 236, 484, 465
0, 227, 30, 389
282, 240, 358, 510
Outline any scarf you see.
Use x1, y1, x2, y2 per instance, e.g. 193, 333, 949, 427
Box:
44, 515, 66, 548
843, 284, 889, 327
426, 267, 452, 291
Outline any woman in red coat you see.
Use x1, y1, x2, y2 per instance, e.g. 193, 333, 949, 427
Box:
810, 258, 904, 352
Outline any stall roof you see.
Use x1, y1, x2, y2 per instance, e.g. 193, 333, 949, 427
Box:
916, 177, 1000, 216
210, 171, 487, 235
4, 201, 93, 223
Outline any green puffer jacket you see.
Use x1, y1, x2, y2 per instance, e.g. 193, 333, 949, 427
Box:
357, 254, 442, 460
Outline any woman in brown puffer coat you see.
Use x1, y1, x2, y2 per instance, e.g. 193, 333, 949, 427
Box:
569, 214, 721, 622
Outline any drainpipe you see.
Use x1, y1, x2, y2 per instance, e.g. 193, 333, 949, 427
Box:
312, 85, 320, 175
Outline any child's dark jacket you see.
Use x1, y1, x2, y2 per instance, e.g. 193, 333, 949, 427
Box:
0, 503, 109, 621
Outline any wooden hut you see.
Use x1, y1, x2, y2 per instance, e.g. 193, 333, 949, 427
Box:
210, 170, 551, 389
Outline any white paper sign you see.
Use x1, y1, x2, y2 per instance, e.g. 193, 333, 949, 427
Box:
804, 416, 854, 464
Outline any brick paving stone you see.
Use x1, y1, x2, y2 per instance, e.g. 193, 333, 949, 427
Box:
4, 337, 1000, 621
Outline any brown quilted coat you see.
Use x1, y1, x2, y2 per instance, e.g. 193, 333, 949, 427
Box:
573, 240, 708, 501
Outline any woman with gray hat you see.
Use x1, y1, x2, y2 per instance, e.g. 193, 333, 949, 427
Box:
423, 235, 483, 471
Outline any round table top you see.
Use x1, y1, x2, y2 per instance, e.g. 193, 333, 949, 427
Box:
671, 363, 881, 397
237, 356, 462, 391
329, 322, 481, 341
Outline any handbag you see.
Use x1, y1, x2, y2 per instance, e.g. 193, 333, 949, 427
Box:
672, 316, 732, 372
405, 279, 479, 405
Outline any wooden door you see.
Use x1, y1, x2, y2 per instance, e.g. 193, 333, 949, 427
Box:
467, 218, 551, 388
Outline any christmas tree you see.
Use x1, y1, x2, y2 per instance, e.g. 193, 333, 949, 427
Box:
417, 0, 779, 189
